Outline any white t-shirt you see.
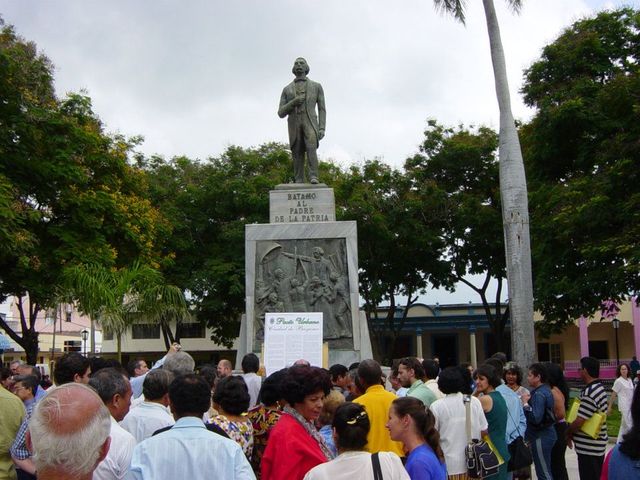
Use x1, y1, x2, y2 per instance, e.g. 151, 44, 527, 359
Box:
242, 372, 262, 409
430, 393, 488, 475
304, 451, 409, 480
613, 376, 635, 413
93, 416, 136, 480
425, 379, 445, 400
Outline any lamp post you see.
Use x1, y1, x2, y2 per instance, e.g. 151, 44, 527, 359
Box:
612, 317, 620, 366
46, 309, 56, 362
81, 329, 89, 356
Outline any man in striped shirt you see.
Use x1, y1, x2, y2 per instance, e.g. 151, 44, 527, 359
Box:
567, 356, 608, 480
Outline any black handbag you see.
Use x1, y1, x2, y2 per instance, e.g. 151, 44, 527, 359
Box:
507, 435, 533, 471
465, 396, 501, 479
505, 403, 533, 471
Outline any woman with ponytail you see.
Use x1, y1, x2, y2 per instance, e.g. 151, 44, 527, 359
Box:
386, 397, 447, 480
304, 402, 409, 480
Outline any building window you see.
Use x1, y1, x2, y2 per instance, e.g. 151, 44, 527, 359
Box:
177, 322, 205, 339
131, 324, 160, 340
549, 343, 562, 364
483, 333, 511, 361
64, 340, 82, 352
103, 329, 113, 341
538, 343, 550, 362
432, 334, 459, 368
588, 341, 608, 360
538, 342, 562, 364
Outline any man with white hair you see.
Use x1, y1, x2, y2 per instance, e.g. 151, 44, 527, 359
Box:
164, 351, 196, 377
89, 368, 135, 480
26, 383, 111, 480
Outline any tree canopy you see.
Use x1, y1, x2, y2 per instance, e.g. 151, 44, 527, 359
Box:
0, 19, 167, 362
521, 7, 640, 331
333, 158, 449, 361
138, 144, 292, 347
406, 120, 509, 352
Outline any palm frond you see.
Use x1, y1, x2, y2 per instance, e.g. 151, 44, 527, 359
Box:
507, 0, 523, 14
432, 0, 468, 24
63, 261, 187, 342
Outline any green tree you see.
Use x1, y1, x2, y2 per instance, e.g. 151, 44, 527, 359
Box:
0, 20, 167, 363
64, 262, 188, 361
407, 120, 509, 352
334, 159, 449, 362
521, 8, 640, 331
139, 144, 298, 346
432, 0, 536, 370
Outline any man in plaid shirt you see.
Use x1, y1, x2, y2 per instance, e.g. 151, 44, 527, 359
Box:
10, 375, 39, 479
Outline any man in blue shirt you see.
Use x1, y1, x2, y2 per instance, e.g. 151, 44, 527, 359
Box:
129, 345, 177, 399
128, 374, 255, 480
522, 363, 556, 480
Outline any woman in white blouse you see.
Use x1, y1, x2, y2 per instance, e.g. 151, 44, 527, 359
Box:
304, 402, 409, 480
608, 363, 635, 441
429, 367, 489, 479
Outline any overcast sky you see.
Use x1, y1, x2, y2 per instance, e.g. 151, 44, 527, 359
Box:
1, 0, 636, 304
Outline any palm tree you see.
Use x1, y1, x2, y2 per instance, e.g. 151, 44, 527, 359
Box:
64, 262, 189, 361
432, 0, 536, 374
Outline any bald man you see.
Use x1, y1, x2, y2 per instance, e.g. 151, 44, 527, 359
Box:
26, 383, 111, 480
217, 359, 233, 379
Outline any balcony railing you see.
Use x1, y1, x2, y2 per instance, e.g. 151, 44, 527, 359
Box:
564, 359, 629, 379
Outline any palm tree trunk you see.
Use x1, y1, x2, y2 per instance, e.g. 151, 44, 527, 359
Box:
90, 317, 95, 355
482, 0, 536, 381
117, 334, 122, 363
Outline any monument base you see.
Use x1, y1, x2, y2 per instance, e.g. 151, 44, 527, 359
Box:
236, 311, 373, 370
239, 184, 372, 371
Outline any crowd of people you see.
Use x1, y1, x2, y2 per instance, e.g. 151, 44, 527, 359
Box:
0, 348, 638, 480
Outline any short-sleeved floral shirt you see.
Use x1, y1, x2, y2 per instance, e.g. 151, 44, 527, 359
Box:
210, 414, 254, 459
247, 405, 282, 478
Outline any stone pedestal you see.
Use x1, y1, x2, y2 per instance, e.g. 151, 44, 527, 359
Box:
269, 184, 335, 223
237, 183, 372, 368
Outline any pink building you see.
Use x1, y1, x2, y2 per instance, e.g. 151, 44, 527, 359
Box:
0, 296, 101, 366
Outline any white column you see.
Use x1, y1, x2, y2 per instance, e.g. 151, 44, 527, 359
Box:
416, 328, 423, 359
470, 327, 478, 369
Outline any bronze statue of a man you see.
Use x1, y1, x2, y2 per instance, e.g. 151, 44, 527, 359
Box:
278, 57, 326, 184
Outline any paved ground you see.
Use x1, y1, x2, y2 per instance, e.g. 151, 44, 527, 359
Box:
530, 440, 615, 479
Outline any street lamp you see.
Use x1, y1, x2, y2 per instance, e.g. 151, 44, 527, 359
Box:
612, 318, 620, 366
81, 329, 89, 356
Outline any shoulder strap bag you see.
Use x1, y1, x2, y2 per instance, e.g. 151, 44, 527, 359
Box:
372, 452, 383, 480
505, 403, 532, 471
465, 395, 501, 479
